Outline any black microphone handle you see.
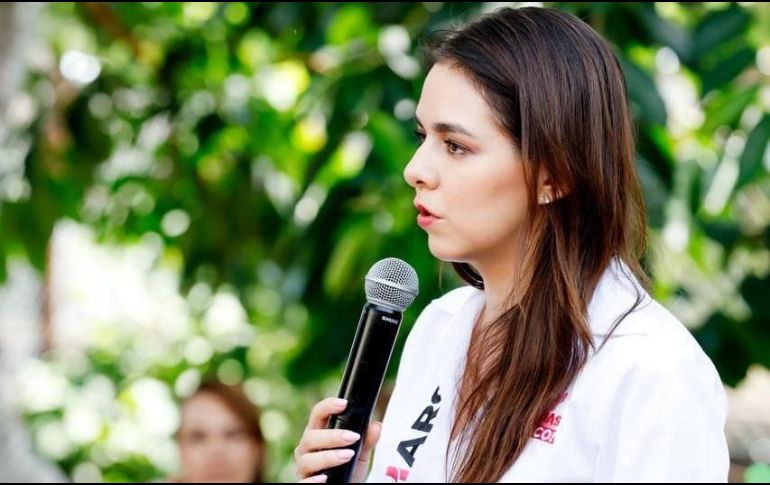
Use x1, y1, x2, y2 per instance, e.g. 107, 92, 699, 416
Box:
324, 302, 402, 483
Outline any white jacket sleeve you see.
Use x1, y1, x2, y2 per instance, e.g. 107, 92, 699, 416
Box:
595, 344, 729, 482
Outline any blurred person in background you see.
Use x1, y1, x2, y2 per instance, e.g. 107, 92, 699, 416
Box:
173, 380, 265, 483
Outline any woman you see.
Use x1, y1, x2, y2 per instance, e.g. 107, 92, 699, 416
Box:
295, 6, 728, 483
176, 380, 266, 483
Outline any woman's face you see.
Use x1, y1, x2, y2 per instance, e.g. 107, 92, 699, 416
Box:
177, 392, 260, 483
404, 63, 531, 268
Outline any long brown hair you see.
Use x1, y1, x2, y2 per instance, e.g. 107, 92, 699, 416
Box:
185, 380, 266, 483
423, 7, 648, 482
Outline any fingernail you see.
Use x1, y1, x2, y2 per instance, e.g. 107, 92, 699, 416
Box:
336, 449, 355, 460
334, 398, 347, 408
313, 475, 327, 483
342, 431, 361, 442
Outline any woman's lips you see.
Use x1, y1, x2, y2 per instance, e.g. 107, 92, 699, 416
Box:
415, 202, 441, 228
417, 213, 439, 228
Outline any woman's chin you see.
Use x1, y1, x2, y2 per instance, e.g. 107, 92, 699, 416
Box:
427, 238, 467, 263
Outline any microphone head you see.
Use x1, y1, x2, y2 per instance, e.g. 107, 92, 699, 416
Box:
364, 258, 419, 312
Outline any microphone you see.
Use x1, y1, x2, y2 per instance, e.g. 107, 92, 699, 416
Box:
324, 257, 419, 483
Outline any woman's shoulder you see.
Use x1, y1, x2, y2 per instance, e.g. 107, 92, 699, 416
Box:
589, 298, 723, 404
588, 261, 722, 389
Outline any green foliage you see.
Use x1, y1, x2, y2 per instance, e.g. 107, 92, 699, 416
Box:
746, 463, 770, 483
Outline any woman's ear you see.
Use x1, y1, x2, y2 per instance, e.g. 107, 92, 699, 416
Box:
537, 167, 568, 205
537, 168, 556, 205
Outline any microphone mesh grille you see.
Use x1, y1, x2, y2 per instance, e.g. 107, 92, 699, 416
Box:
364, 258, 419, 311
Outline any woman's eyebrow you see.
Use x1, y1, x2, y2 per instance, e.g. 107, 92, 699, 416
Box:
415, 115, 477, 139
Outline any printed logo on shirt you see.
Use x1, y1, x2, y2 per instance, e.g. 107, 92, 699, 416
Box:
532, 391, 568, 445
385, 466, 409, 482
384, 386, 442, 483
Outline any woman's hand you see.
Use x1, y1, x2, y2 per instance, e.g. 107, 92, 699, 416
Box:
295, 398, 382, 483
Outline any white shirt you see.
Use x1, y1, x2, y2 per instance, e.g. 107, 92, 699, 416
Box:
366, 261, 729, 482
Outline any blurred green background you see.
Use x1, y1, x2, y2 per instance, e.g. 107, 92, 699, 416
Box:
0, 2, 769, 482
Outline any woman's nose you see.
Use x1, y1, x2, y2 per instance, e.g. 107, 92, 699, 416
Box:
403, 146, 439, 190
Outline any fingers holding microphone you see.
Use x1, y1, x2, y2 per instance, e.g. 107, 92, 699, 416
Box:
295, 398, 381, 483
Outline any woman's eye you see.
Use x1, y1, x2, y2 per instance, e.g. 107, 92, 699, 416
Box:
225, 429, 248, 441
445, 140, 468, 155
185, 431, 206, 444
413, 130, 468, 156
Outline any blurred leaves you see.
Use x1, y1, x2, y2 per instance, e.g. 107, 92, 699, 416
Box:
691, 4, 750, 64
738, 115, 770, 191
746, 463, 770, 483
619, 55, 668, 126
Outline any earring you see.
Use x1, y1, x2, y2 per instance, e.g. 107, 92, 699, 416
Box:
541, 194, 551, 204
